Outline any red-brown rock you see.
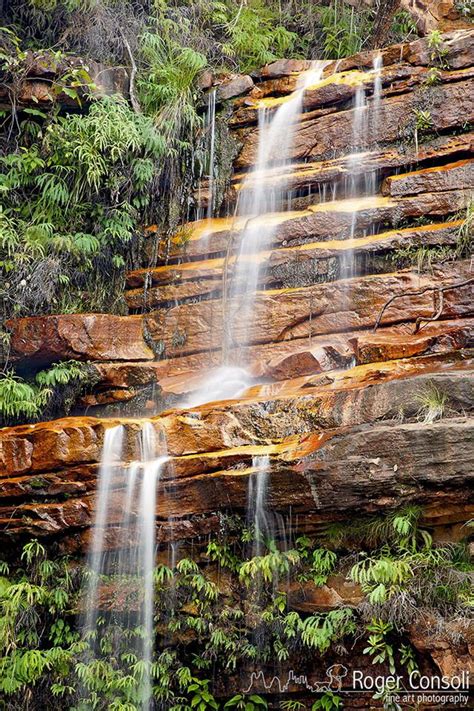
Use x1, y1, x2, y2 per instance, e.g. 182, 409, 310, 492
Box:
6, 313, 153, 366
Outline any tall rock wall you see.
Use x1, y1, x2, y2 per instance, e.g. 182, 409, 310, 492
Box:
0, 28, 473, 704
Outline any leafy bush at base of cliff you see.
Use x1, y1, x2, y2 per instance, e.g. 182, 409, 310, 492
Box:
0, 508, 471, 710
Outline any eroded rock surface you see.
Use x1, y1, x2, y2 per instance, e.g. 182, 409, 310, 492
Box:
1, 31, 473, 685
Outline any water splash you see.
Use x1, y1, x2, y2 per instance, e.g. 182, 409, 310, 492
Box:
179, 365, 251, 409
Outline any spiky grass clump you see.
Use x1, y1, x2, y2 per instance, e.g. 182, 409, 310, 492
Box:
415, 383, 448, 424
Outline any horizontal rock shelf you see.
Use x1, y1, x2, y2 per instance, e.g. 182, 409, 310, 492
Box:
382, 158, 474, 197
166, 190, 470, 261
236, 77, 474, 167
232, 63, 474, 127
144, 261, 473, 357
6, 262, 473, 367
0, 354, 472, 545
126, 221, 463, 308
224, 133, 474, 209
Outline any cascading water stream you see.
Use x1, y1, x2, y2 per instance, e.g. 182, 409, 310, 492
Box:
224, 62, 329, 366
195, 88, 217, 222
341, 55, 384, 283
247, 455, 272, 558
180, 63, 329, 409
82, 422, 168, 709
83, 425, 124, 642
372, 51, 382, 141
206, 88, 217, 219
85, 62, 331, 705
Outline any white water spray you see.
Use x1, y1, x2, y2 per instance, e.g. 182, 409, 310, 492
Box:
247, 455, 272, 557
83, 425, 124, 639
182, 64, 329, 405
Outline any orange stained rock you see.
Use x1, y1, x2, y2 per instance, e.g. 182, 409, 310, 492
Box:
308, 195, 395, 213
175, 195, 396, 244
158, 352, 472, 418
281, 219, 463, 252
179, 216, 237, 241
231, 133, 474, 192
235, 352, 474, 403
232, 152, 373, 190
248, 69, 372, 110
128, 219, 463, 290
386, 158, 472, 182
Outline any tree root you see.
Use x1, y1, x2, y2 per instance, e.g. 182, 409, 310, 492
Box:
373, 277, 474, 333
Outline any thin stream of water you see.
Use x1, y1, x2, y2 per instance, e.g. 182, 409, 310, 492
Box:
83, 422, 168, 708
206, 88, 217, 219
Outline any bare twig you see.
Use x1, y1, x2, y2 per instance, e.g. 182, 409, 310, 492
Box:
118, 28, 141, 114
373, 278, 474, 333
414, 289, 444, 333
368, 0, 401, 49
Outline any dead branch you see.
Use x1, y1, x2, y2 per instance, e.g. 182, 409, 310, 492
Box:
119, 28, 141, 114
373, 277, 474, 333
414, 289, 444, 333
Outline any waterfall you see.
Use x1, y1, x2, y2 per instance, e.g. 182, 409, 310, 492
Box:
372, 51, 383, 111
247, 455, 272, 557
369, 51, 383, 196
195, 88, 217, 222
206, 88, 217, 219
180, 63, 329, 409
341, 54, 384, 280
139, 452, 169, 708
83, 425, 124, 640
224, 63, 329, 363
82, 422, 168, 709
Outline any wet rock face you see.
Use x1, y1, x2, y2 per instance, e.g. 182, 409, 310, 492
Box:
1, 360, 473, 541
0, 30, 473, 688
236, 77, 474, 167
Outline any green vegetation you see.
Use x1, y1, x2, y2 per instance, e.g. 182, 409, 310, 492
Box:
413, 108, 433, 132
424, 66, 442, 86
393, 243, 454, 273
0, 360, 95, 425
0, 1, 422, 325
0, 86, 163, 317
225, 693, 268, 710
455, 0, 474, 19
456, 199, 474, 257
427, 29, 450, 68
415, 382, 448, 424
1, 506, 471, 710
316, 2, 371, 58
311, 692, 342, 710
